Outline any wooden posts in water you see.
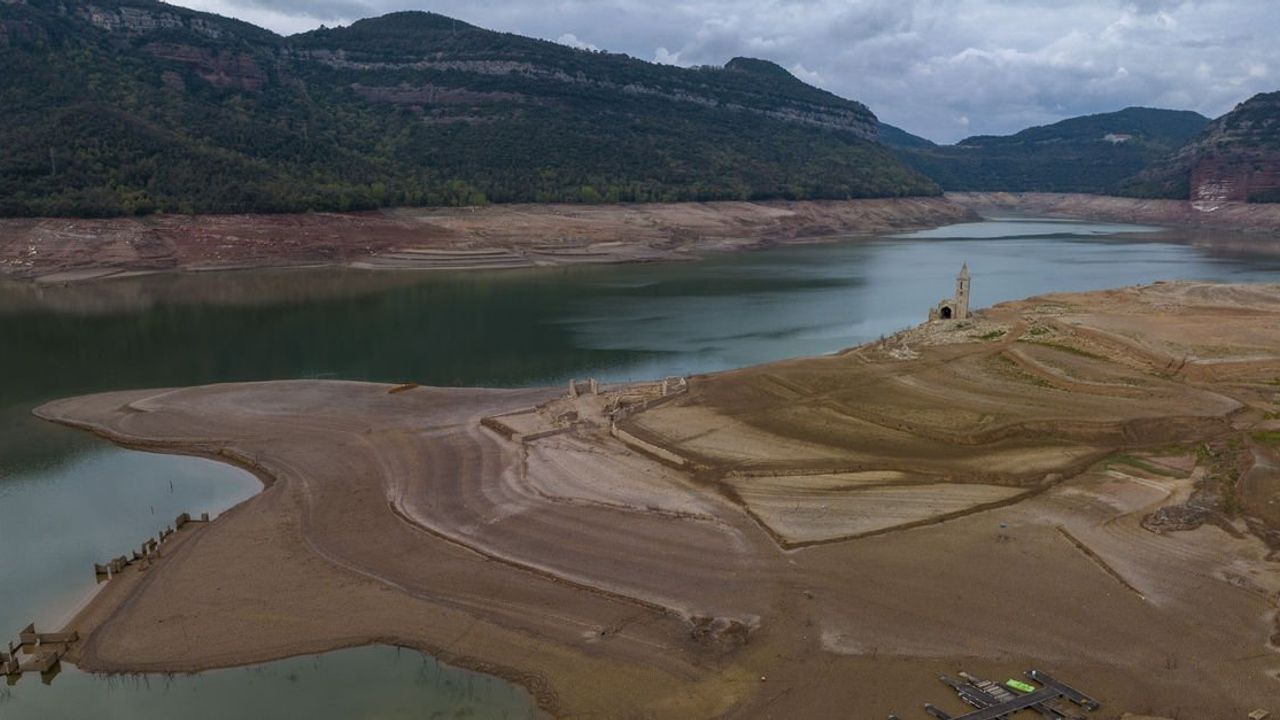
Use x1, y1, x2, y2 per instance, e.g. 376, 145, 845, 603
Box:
93, 509, 213, 580
174, 510, 209, 528
3, 639, 23, 677
23, 650, 61, 674
4, 623, 77, 681
0, 650, 15, 676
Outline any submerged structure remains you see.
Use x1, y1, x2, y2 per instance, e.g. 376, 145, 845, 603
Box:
891, 669, 1099, 719
930, 263, 971, 321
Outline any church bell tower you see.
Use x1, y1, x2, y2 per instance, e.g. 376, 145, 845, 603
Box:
955, 262, 971, 320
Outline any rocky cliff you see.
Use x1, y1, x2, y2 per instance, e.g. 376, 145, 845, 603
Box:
1118, 92, 1280, 204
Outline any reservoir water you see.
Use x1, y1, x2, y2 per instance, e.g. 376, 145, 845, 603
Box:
2, 216, 1279, 717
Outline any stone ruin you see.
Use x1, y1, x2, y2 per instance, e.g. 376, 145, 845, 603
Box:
3, 623, 77, 680
93, 511, 210, 580
929, 262, 972, 321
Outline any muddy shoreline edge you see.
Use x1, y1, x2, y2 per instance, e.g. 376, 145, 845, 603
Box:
4, 194, 1278, 285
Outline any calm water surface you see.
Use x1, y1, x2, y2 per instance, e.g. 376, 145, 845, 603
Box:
2, 216, 1279, 717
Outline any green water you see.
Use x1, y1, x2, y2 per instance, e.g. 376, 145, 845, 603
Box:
0, 645, 537, 719
2, 216, 1279, 717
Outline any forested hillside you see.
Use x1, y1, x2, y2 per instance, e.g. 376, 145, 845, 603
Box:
0, 0, 938, 217
881, 108, 1209, 194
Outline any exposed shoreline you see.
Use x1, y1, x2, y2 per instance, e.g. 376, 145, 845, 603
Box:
30, 283, 1280, 719
4, 194, 1279, 286
948, 191, 1280, 235
0, 197, 975, 284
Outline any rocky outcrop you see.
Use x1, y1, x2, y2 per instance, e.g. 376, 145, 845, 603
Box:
1120, 92, 1280, 204
79, 4, 225, 39
350, 83, 523, 107
1190, 156, 1280, 205
143, 43, 267, 90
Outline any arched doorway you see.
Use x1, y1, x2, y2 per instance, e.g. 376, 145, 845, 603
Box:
940, 306, 953, 319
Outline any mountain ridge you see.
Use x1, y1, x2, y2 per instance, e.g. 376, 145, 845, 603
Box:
0, 0, 938, 217
880, 107, 1211, 194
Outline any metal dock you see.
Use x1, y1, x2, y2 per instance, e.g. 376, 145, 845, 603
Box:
893, 668, 1099, 719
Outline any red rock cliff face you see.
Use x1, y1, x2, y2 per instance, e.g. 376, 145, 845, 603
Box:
143, 43, 267, 91
350, 83, 524, 106
1190, 156, 1280, 204
1124, 92, 1280, 204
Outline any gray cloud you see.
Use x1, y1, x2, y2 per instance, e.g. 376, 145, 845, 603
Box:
174, 0, 1280, 143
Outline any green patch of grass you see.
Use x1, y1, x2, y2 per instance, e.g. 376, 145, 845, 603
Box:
990, 354, 1053, 388
1251, 431, 1280, 446
1105, 453, 1182, 478
1035, 341, 1106, 360
1027, 325, 1051, 336
977, 329, 1007, 341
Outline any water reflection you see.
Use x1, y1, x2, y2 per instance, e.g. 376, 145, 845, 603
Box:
0, 441, 261, 632
0, 646, 543, 719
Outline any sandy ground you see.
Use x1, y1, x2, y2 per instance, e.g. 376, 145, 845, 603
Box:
0, 198, 975, 283
33, 282, 1280, 719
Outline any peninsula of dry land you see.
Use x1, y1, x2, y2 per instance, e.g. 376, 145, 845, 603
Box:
34, 281, 1280, 719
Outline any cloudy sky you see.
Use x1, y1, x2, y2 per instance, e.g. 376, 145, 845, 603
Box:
171, 0, 1277, 143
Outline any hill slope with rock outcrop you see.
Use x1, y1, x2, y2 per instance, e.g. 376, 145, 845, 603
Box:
0, 0, 938, 217
1117, 92, 1280, 204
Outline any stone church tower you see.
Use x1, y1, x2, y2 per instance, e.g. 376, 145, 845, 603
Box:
929, 263, 971, 321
